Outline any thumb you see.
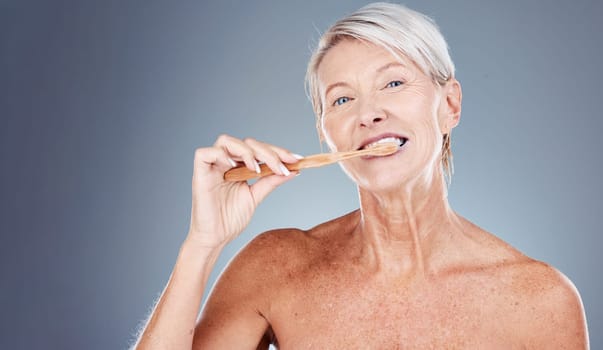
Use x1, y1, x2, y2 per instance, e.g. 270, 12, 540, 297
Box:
250, 172, 298, 205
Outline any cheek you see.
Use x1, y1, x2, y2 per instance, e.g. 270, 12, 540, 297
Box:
321, 111, 358, 152
401, 98, 443, 161
321, 117, 341, 152
418, 119, 442, 147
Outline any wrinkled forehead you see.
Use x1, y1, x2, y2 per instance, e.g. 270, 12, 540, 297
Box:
316, 38, 420, 97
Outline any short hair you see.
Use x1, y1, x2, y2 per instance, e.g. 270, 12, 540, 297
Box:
306, 2, 456, 180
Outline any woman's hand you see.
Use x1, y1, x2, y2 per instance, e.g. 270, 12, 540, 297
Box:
186, 134, 300, 249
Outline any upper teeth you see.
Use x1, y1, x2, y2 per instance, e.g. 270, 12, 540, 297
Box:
363, 137, 403, 149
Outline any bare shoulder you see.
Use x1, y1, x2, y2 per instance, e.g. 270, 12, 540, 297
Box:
193, 223, 322, 347
505, 259, 581, 299
466, 224, 590, 350
245, 210, 359, 252
503, 258, 585, 317
235, 226, 311, 276
451, 218, 588, 347
460, 219, 584, 310
504, 259, 589, 348
238, 210, 358, 272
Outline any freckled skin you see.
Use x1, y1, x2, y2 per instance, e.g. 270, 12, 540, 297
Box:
192, 40, 588, 349
199, 210, 587, 349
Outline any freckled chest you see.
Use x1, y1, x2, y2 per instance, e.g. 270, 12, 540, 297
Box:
267, 258, 523, 349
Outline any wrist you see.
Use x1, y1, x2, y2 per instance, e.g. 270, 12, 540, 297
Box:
179, 236, 226, 262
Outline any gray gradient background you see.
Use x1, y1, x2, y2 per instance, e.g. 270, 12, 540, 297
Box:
1, 0, 601, 348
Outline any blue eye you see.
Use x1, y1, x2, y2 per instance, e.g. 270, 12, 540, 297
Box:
333, 96, 350, 106
386, 80, 403, 88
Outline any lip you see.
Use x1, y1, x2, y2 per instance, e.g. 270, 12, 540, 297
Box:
356, 132, 409, 150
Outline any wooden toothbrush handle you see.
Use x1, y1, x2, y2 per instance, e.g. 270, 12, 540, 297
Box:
223, 156, 325, 182
224, 163, 279, 182
223, 143, 397, 182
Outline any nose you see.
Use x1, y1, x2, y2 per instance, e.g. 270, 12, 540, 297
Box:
358, 100, 386, 128
360, 115, 384, 127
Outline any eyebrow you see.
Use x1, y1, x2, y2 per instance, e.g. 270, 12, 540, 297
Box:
376, 61, 407, 73
324, 82, 350, 99
323, 62, 408, 98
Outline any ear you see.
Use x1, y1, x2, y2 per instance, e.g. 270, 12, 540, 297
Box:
439, 78, 462, 134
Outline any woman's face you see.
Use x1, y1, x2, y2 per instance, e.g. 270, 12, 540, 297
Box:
317, 39, 461, 191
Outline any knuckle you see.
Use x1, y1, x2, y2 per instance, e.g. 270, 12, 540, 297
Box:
265, 149, 279, 160
243, 137, 257, 144
242, 150, 255, 159
216, 134, 231, 143
273, 146, 288, 154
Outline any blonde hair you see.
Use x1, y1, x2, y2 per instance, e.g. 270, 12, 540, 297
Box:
306, 2, 456, 180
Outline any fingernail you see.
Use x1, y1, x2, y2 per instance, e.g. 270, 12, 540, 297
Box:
292, 153, 304, 159
279, 163, 291, 176
254, 161, 261, 174
227, 157, 237, 167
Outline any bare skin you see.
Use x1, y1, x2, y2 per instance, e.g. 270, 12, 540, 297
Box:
134, 39, 588, 349
198, 211, 587, 349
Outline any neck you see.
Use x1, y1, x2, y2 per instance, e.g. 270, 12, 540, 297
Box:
354, 170, 459, 277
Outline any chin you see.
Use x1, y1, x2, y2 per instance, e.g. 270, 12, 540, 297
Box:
347, 168, 412, 193
343, 157, 439, 194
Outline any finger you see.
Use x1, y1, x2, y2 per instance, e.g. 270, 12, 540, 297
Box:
244, 138, 302, 164
268, 145, 304, 164
250, 171, 298, 205
215, 135, 261, 174
193, 147, 237, 176
244, 138, 290, 176
215, 135, 299, 176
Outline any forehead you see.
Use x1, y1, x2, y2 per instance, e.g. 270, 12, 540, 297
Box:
317, 39, 414, 84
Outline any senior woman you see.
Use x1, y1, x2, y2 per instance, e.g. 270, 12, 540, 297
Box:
134, 3, 588, 349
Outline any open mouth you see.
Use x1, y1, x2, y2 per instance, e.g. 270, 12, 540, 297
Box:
358, 136, 408, 150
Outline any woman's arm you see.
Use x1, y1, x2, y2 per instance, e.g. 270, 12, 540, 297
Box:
131, 135, 299, 349
133, 239, 223, 349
